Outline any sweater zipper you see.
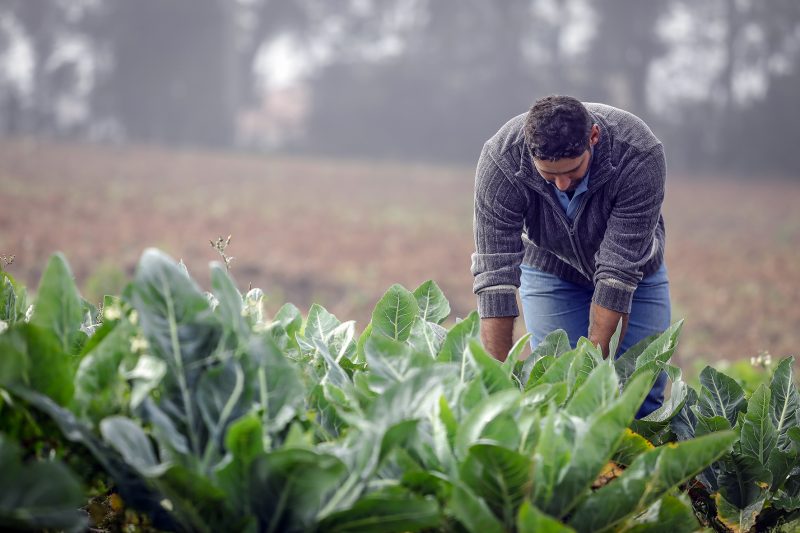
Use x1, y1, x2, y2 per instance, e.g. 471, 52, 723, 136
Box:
543, 191, 594, 279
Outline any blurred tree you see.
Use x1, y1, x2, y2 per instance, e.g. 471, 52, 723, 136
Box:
100, 0, 237, 146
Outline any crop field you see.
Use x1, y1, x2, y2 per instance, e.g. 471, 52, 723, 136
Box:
1, 138, 799, 371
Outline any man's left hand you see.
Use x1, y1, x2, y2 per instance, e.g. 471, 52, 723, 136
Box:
588, 303, 628, 359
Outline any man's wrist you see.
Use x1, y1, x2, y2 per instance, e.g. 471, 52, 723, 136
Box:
480, 316, 515, 361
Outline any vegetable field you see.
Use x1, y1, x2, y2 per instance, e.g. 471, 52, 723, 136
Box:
1, 249, 799, 532
1, 140, 799, 371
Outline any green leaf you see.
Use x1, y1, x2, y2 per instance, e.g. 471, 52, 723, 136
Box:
248, 335, 304, 437
437, 311, 480, 364
614, 332, 659, 386
72, 318, 137, 423
100, 416, 169, 477
565, 339, 603, 398
530, 408, 573, 511
630, 381, 689, 441
519, 329, 570, 386
740, 383, 776, 465
769, 356, 800, 450
517, 501, 575, 533
633, 321, 683, 371
210, 262, 247, 338
272, 303, 303, 349
623, 494, 700, 533
714, 492, 765, 533
449, 484, 505, 533
502, 333, 531, 376
130, 249, 222, 456
1, 271, 27, 324
215, 414, 265, 516
460, 444, 531, 530
305, 303, 342, 344
408, 319, 447, 359
670, 387, 698, 441
413, 280, 450, 325
692, 408, 731, 437
365, 333, 417, 384
565, 363, 618, 418
468, 340, 515, 393
611, 428, 655, 467
31, 253, 84, 355
455, 389, 520, 459
767, 447, 799, 492
318, 486, 441, 532
697, 365, 746, 427
526, 349, 579, 391
540, 373, 653, 517
371, 284, 418, 342
0, 323, 74, 405
0, 434, 87, 533
251, 448, 346, 533
196, 360, 247, 466
354, 322, 372, 364
569, 430, 737, 532
718, 452, 771, 509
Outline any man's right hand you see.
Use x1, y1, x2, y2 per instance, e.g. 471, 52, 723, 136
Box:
480, 316, 515, 361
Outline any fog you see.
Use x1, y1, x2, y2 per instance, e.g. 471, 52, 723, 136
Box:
1, 0, 799, 176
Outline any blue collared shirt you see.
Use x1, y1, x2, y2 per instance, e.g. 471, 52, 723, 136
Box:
548, 147, 592, 222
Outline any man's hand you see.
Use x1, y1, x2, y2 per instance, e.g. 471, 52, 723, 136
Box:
480, 317, 515, 361
588, 303, 628, 359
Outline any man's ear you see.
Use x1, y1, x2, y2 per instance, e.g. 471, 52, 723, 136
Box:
589, 123, 600, 146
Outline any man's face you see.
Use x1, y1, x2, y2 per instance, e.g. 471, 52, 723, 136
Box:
532, 124, 600, 192
533, 150, 592, 192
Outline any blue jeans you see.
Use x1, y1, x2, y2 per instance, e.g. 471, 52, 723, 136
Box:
519, 263, 671, 418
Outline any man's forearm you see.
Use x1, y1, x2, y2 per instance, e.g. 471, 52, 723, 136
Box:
480, 316, 515, 361
588, 303, 628, 359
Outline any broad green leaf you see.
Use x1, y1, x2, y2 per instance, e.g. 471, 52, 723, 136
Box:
697, 365, 746, 426
130, 249, 222, 456
692, 407, 731, 437
769, 356, 800, 450
541, 373, 653, 517
215, 414, 266, 516
197, 360, 247, 467
772, 490, 800, 511
714, 492, 765, 533
0, 434, 87, 533
100, 416, 169, 477
72, 317, 137, 422
767, 447, 799, 492
125, 354, 167, 409
519, 329, 570, 386
565, 363, 618, 418
740, 384, 776, 465
354, 322, 372, 364
437, 311, 479, 365
502, 333, 531, 376
210, 262, 247, 338
251, 448, 346, 532
612, 428, 654, 467
408, 319, 447, 359
670, 387, 698, 441
318, 486, 441, 532
565, 339, 603, 398
517, 501, 575, 533
530, 408, 573, 512
31, 253, 84, 355
449, 484, 505, 533
455, 389, 520, 459
272, 303, 303, 349
608, 317, 623, 359
413, 280, 450, 324
155, 464, 238, 533
623, 494, 700, 533
480, 412, 521, 450
630, 381, 688, 441
371, 284, 418, 342
460, 444, 531, 530
468, 340, 515, 393
614, 332, 659, 386
365, 333, 416, 384
718, 452, 771, 509
526, 349, 579, 391
633, 320, 683, 370
368, 367, 452, 431
249, 334, 305, 437
1, 271, 27, 324
328, 320, 357, 363
0, 323, 73, 406
569, 430, 737, 532
305, 303, 341, 344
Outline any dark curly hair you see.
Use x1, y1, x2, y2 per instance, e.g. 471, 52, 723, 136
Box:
524, 95, 592, 161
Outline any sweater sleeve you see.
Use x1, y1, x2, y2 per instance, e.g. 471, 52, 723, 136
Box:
471, 144, 528, 318
592, 144, 666, 313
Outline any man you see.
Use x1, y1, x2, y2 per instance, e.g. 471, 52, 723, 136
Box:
471, 95, 669, 417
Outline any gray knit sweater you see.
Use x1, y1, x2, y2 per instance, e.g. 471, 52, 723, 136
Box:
471, 102, 666, 318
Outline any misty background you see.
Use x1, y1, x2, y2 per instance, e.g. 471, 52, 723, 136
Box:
2, 0, 800, 176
